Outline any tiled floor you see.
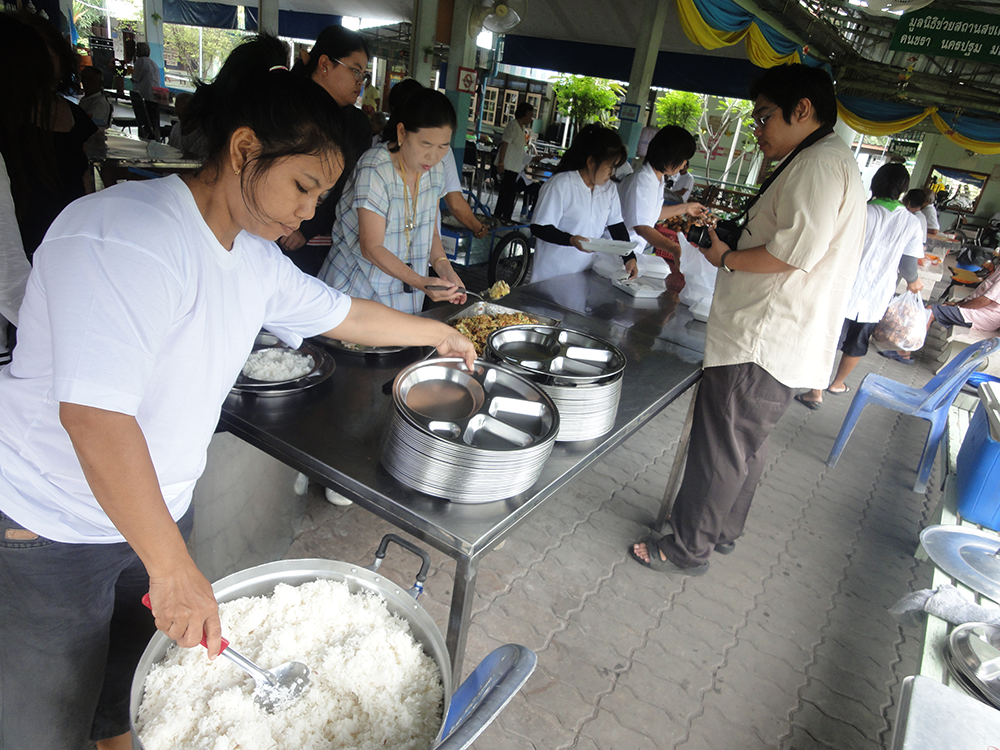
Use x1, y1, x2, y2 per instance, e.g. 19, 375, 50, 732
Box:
286, 348, 943, 749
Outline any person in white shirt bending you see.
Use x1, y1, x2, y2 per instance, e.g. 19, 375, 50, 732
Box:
0, 35, 474, 750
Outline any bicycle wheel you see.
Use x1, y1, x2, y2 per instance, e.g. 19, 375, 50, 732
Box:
488, 231, 532, 288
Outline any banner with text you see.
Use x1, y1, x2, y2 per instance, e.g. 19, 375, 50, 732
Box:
890, 8, 1000, 64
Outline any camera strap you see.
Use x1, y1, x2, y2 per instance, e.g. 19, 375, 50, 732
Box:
731, 125, 835, 226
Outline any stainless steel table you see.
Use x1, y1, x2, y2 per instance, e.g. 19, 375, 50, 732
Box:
219, 275, 704, 682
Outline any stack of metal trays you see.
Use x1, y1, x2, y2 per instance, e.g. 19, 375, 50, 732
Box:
381, 358, 559, 503
942, 622, 1000, 708
486, 325, 626, 442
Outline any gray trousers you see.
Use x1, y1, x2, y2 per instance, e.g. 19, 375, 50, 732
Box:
0, 506, 193, 749
659, 363, 794, 568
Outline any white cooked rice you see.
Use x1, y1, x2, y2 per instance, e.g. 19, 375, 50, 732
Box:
136, 580, 444, 750
242, 349, 315, 381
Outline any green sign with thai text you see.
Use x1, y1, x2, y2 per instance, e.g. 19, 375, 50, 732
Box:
891, 8, 1000, 65
889, 139, 920, 158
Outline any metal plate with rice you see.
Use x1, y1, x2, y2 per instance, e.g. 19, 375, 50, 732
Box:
231, 332, 335, 397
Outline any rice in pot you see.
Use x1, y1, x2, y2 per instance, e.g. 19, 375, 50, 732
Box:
242, 349, 315, 381
135, 579, 444, 750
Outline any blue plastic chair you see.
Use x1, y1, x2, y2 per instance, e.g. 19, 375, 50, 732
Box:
826, 337, 1000, 493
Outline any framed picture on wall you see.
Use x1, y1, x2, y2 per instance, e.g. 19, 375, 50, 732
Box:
925, 165, 990, 214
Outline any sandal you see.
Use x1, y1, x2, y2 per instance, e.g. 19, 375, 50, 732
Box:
826, 385, 851, 395
628, 535, 709, 575
794, 393, 822, 411
879, 350, 915, 365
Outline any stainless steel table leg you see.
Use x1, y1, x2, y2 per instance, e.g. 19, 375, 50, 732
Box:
656, 383, 698, 531
447, 555, 479, 685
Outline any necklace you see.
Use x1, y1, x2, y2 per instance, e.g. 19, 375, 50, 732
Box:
398, 155, 420, 255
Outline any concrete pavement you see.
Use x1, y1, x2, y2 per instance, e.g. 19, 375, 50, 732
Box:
286, 348, 941, 749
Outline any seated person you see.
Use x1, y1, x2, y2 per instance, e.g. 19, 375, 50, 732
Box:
881, 266, 1000, 364
79, 66, 112, 128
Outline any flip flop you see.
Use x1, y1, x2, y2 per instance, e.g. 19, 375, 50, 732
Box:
879, 350, 915, 365
628, 535, 709, 576
826, 385, 851, 395
794, 393, 822, 411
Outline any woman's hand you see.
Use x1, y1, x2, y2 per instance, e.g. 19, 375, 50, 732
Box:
434, 326, 477, 370
625, 257, 638, 279
279, 230, 307, 252
571, 235, 590, 253
147, 562, 224, 656
423, 276, 467, 304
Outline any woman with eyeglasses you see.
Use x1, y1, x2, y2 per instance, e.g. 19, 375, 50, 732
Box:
282, 25, 374, 275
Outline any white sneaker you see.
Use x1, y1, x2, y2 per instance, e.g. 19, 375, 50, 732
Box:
325, 488, 353, 506
293, 472, 309, 496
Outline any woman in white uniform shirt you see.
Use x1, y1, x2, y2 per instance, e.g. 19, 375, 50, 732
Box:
0, 37, 475, 750
530, 125, 632, 283
617, 125, 706, 259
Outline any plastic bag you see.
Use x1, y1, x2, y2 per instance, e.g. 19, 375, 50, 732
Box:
677, 235, 717, 321
872, 291, 928, 352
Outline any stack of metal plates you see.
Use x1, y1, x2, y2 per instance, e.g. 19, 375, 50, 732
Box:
486, 325, 625, 442
381, 358, 559, 503
943, 622, 1000, 708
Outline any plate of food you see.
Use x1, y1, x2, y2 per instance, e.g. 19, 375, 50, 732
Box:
231, 333, 335, 396
577, 239, 638, 255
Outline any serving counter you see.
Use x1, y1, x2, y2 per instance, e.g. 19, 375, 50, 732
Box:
214, 274, 705, 681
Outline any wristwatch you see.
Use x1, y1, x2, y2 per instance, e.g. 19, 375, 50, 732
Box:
720, 249, 736, 273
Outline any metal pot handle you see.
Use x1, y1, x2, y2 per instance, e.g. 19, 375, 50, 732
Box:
432, 644, 537, 750
366, 534, 431, 600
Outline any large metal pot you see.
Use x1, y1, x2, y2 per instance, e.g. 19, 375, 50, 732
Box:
130, 535, 534, 750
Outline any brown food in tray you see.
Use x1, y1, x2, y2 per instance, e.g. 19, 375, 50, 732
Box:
453, 313, 536, 355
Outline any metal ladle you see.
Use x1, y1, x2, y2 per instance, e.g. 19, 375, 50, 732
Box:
142, 594, 310, 711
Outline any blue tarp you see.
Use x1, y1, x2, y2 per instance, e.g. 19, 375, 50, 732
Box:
242, 7, 341, 40
163, 0, 238, 29
501, 34, 763, 100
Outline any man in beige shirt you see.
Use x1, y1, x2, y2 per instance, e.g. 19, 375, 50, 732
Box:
632, 64, 867, 575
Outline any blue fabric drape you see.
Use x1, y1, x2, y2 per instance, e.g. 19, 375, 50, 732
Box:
163, 0, 238, 29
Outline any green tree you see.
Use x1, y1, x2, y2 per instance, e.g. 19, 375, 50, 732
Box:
551, 75, 622, 131
655, 90, 703, 131
162, 24, 245, 84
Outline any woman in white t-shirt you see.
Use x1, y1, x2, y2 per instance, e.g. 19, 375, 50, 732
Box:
530, 125, 632, 283
617, 125, 706, 260
0, 36, 474, 750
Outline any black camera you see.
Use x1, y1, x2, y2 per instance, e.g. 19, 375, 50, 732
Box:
686, 220, 743, 253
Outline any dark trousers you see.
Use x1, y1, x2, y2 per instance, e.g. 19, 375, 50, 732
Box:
494, 169, 519, 221
0, 506, 194, 748
660, 363, 794, 567
130, 92, 160, 141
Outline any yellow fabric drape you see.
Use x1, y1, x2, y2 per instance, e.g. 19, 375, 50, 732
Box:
931, 111, 1000, 155
675, 0, 799, 68
836, 101, 936, 138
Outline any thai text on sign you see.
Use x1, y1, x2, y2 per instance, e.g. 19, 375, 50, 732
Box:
890, 8, 1000, 64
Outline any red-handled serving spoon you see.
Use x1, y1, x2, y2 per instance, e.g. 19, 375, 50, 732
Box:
141, 593, 310, 711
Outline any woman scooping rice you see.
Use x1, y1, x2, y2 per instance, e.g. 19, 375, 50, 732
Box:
529, 124, 633, 283
0, 35, 474, 750
319, 88, 468, 312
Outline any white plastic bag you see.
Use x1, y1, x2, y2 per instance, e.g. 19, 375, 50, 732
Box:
872, 291, 927, 352
677, 235, 717, 321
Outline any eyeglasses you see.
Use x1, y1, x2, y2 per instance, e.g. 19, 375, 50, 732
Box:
752, 106, 780, 130
334, 58, 366, 84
